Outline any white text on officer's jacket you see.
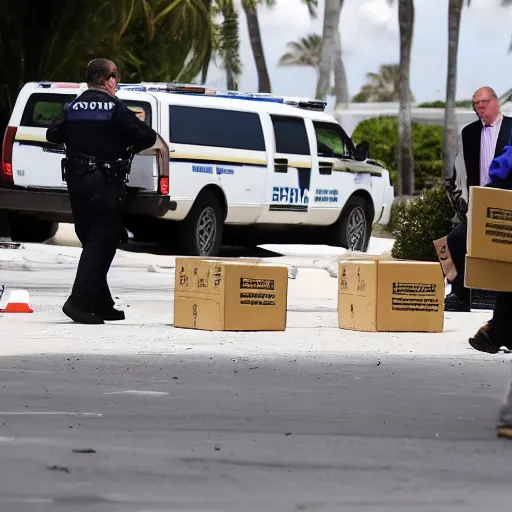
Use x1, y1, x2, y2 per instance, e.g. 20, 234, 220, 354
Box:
72, 102, 115, 111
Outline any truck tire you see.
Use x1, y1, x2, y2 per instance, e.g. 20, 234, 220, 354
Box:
8, 213, 58, 243
332, 196, 372, 252
181, 190, 223, 256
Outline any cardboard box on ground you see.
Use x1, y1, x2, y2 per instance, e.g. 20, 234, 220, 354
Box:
174, 258, 288, 331
465, 187, 512, 292
337, 255, 445, 333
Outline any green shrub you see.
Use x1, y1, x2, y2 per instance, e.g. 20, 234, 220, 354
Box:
387, 197, 410, 234
417, 100, 472, 108
352, 116, 443, 192
390, 180, 454, 261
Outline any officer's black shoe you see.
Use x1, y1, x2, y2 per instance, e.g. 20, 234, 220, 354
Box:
445, 292, 471, 312
63, 300, 104, 325
94, 307, 125, 321
468, 322, 499, 354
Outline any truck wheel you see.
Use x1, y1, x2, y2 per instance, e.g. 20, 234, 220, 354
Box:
181, 190, 223, 256
332, 196, 372, 252
8, 213, 58, 243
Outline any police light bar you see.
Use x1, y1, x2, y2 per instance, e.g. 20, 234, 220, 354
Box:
214, 90, 285, 103
38, 82, 82, 89
116, 82, 327, 111
141, 82, 211, 94
117, 85, 147, 92
283, 97, 327, 111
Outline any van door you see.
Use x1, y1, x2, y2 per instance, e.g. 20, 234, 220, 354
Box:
12, 91, 76, 189
115, 91, 160, 192
337, 124, 385, 223
12, 90, 160, 192
260, 114, 313, 224
307, 120, 357, 225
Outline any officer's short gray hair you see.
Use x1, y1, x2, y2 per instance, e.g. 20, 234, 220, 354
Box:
86, 59, 120, 87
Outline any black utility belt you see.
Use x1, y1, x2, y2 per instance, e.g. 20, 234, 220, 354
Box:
61, 156, 131, 182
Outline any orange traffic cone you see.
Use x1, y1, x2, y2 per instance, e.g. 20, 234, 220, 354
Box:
0, 289, 33, 313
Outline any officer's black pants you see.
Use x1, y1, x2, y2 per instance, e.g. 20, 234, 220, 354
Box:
447, 223, 470, 302
66, 169, 124, 313
447, 223, 512, 347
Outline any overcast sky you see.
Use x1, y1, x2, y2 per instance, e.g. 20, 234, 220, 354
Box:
205, 0, 512, 105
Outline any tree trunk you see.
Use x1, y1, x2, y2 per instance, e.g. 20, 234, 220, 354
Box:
316, 0, 342, 100
242, 3, 271, 93
226, 68, 238, 91
333, 25, 349, 108
442, 0, 463, 180
397, 0, 415, 196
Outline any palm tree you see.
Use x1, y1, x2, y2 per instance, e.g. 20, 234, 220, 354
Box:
0, 0, 215, 139
212, 0, 242, 90
241, 0, 274, 93
333, 28, 349, 108
315, 0, 348, 108
387, 0, 415, 196
279, 33, 348, 104
278, 34, 322, 78
316, 0, 342, 101
352, 64, 414, 102
502, 0, 512, 56
442, 0, 467, 181
243, 0, 317, 93
212, 0, 317, 93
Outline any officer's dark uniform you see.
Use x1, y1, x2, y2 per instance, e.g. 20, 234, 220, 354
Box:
46, 87, 156, 323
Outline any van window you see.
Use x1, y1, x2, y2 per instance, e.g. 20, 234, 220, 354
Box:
271, 115, 310, 155
313, 122, 351, 158
169, 105, 265, 151
21, 93, 153, 128
124, 101, 152, 126
21, 93, 76, 128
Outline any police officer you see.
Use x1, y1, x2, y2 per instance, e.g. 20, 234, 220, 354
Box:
46, 58, 157, 324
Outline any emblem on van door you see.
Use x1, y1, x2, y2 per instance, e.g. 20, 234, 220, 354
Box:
272, 186, 309, 204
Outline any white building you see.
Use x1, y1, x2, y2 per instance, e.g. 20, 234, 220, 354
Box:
329, 89, 512, 137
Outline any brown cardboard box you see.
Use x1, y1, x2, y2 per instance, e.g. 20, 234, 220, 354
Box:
465, 256, 512, 292
338, 261, 378, 331
174, 258, 288, 331
467, 186, 512, 263
433, 235, 457, 281
338, 260, 445, 332
336, 251, 394, 262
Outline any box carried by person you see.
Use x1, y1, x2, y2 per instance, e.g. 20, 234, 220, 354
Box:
465, 186, 512, 292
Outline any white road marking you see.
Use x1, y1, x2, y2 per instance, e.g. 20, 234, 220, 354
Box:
0, 412, 103, 416
0, 435, 62, 445
0, 498, 53, 504
0, 368, 53, 374
102, 390, 169, 396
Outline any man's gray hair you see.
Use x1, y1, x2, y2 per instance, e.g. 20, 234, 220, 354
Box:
474, 86, 498, 98
85, 58, 120, 87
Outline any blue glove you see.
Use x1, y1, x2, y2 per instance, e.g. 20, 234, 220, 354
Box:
489, 145, 512, 184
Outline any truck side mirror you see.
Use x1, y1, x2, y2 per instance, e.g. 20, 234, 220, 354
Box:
354, 141, 369, 161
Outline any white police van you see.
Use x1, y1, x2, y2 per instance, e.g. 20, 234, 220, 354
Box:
0, 81, 394, 256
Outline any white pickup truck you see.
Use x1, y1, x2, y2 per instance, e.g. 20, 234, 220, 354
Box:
0, 81, 394, 256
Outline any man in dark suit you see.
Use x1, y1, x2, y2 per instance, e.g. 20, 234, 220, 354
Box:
445, 86, 512, 312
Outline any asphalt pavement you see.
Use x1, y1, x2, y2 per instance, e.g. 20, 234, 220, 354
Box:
0, 240, 511, 511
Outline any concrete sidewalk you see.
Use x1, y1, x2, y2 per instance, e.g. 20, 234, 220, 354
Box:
0, 260, 495, 359
0, 240, 511, 511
